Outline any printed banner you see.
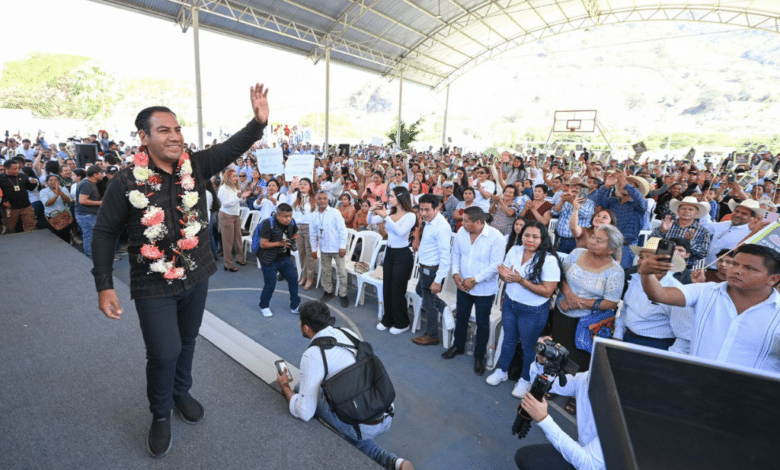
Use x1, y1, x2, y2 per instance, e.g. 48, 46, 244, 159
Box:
253, 148, 284, 175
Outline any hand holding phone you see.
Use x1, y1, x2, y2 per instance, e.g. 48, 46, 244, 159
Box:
275, 360, 293, 383
655, 239, 676, 263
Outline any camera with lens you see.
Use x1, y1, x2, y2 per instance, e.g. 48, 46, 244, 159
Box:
512, 340, 579, 440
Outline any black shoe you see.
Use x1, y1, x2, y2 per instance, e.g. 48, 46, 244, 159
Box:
339, 295, 349, 308
474, 358, 486, 376
147, 413, 172, 458
441, 346, 464, 359
174, 396, 204, 424
320, 291, 335, 302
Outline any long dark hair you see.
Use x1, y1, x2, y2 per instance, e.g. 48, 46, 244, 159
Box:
390, 186, 414, 215
455, 166, 468, 187
293, 177, 317, 211
506, 217, 525, 254
516, 220, 560, 285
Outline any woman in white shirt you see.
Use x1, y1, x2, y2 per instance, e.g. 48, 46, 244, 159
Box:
40, 173, 72, 242
369, 186, 417, 334
218, 168, 251, 272
409, 179, 424, 206
251, 178, 286, 221
290, 177, 317, 289
487, 220, 561, 398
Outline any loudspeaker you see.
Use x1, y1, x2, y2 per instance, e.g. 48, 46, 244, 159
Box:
75, 143, 99, 169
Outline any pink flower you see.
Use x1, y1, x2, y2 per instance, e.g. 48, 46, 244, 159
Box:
163, 266, 185, 280
181, 175, 195, 191
177, 236, 199, 251
148, 174, 162, 186
133, 153, 149, 167
140, 244, 164, 260
141, 208, 165, 227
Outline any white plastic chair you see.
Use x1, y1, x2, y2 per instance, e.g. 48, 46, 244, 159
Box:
548, 218, 558, 246
239, 206, 250, 229
345, 231, 382, 287
637, 230, 652, 247
354, 241, 388, 308
241, 210, 264, 254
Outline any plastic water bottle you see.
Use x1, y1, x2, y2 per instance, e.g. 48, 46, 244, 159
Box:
466, 323, 476, 356
486, 345, 495, 369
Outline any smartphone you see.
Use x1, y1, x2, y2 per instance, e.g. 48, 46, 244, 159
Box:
275, 359, 293, 382
764, 212, 779, 223
578, 187, 589, 200
728, 173, 735, 184
655, 239, 676, 263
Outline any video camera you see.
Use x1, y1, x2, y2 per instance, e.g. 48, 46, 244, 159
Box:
511, 340, 579, 440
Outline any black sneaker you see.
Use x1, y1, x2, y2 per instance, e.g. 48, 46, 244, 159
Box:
174, 396, 204, 424
147, 413, 172, 458
340, 295, 349, 308
320, 291, 335, 302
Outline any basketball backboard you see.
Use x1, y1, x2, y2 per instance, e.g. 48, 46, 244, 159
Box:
552, 110, 597, 133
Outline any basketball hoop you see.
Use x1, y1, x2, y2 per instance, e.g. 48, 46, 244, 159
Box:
567, 120, 581, 132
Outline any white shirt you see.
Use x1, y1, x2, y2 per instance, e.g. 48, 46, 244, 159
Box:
289, 327, 360, 421
679, 282, 780, 374
699, 216, 751, 265
417, 213, 452, 284
502, 246, 561, 307
530, 362, 605, 470
368, 212, 416, 248
257, 193, 286, 221
451, 224, 504, 296
472, 178, 495, 211
290, 192, 314, 224
217, 185, 241, 216
309, 206, 348, 253
615, 272, 693, 354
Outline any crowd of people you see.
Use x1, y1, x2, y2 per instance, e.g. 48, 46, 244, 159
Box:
3, 117, 780, 470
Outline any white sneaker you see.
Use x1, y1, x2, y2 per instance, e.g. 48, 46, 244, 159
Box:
261, 308, 273, 318
485, 369, 508, 386
290, 306, 299, 314
376, 322, 388, 331
511, 378, 532, 398
389, 326, 410, 335
395, 457, 415, 470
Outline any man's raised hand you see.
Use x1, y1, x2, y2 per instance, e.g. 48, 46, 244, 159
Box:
250, 83, 270, 125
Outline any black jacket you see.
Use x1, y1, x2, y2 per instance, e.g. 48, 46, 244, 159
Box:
0, 172, 37, 209
91, 119, 265, 299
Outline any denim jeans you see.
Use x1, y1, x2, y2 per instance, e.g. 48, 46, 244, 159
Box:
316, 393, 397, 469
453, 290, 495, 360
556, 237, 576, 255
76, 213, 97, 258
497, 295, 551, 381
259, 257, 301, 310
135, 279, 208, 417
624, 328, 675, 350
416, 268, 446, 338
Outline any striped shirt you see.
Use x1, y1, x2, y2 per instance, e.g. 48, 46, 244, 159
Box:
552, 199, 595, 239
650, 219, 711, 267
592, 184, 647, 245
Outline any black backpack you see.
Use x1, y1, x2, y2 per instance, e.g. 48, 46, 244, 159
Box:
308, 328, 395, 439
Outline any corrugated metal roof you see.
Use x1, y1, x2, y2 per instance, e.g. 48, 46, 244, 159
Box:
88, 0, 780, 90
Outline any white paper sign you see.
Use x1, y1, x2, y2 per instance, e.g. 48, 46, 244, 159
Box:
285, 154, 316, 181
253, 148, 284, 175
371, 136, 383, 147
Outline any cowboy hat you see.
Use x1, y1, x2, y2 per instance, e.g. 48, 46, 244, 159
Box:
626, 176, 650, 197
567, 176, 588, 188
669, 196, 710, 219
630, 237, 686, 273
727, 198, 767, 217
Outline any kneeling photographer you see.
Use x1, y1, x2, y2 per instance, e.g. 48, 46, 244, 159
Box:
277, 301, 414, 470
513, 336, 604, 470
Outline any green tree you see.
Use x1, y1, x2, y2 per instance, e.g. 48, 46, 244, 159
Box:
386, 118, 424, 150
0, 53, 121, 120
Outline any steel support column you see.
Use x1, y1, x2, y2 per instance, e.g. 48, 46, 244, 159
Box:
191, 4, 204, 149
441, 83, 450, 150
396, 71, 404, 149
324, 48, 330, 157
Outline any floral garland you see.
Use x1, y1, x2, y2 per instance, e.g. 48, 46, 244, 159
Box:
128, 150, 201, 282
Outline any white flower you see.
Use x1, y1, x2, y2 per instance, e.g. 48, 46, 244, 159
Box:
182, 191, 199, 210
128, 190, 149, 209
181, 160, 193, 175
149, 259, 172, 273
144, 223, 167, 240
133, 166, 153, 182
183, 221, 202, 238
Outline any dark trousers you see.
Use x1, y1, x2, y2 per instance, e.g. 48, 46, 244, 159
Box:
624, 328, 676, 350
552, 308, 592, 372
416, 268, 446, 337
453, 289, 494, 360
135, 279, 208, 417
380, 247, 414, 329
556, 236, 576, 255
515, 444, 576, 470
259, 257, 301, 310
32, 200, 47, 229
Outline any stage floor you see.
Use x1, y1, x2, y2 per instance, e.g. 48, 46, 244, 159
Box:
1, 229, 577, 469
